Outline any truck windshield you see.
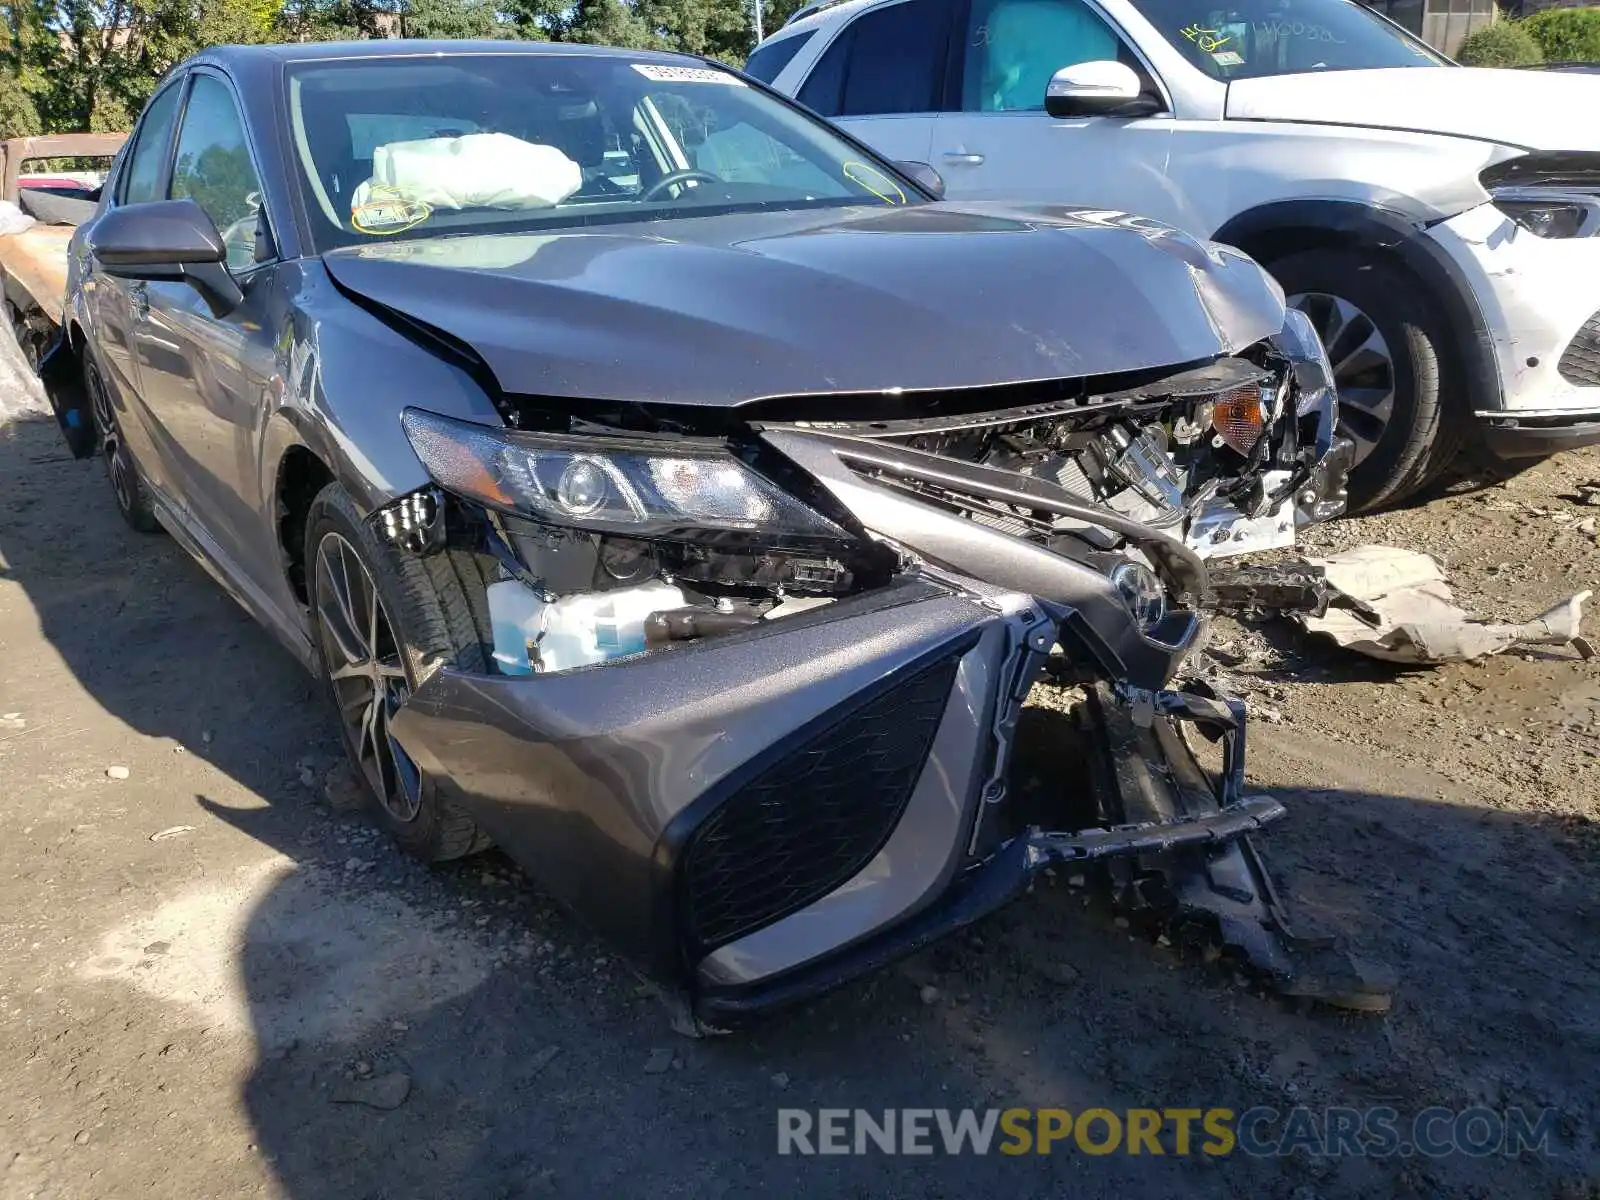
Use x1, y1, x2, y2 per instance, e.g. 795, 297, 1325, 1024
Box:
1133, 0, 1446, 79
286, 52, 920, 249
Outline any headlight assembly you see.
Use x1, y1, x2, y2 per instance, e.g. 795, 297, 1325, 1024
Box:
1492, 192, 1600, 240
401, 408, 850, 544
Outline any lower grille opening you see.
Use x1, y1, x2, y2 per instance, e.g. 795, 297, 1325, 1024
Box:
681, 653, 960, 955
1558, 310, 1600, 387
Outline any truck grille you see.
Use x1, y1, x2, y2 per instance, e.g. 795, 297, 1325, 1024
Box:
681, 654, 959, 954
1558, 310, 1600, 387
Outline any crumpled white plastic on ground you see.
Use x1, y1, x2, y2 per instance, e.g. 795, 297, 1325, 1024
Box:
1297, 545, 1594, 664
351, 132, 582, 213
0, 200, 37, 236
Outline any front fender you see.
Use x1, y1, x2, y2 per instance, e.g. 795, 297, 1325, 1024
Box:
261, 259, 506, 522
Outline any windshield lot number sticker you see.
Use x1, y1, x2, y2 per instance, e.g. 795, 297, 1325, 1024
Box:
631, 64, 744, 85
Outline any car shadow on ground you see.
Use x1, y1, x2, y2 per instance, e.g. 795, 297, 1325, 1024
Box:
3, 412, 1596, 1199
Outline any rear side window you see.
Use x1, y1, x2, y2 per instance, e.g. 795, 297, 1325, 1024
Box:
799, 0, 951, 117
120, 82, 185, 205
744, 31, 815, 83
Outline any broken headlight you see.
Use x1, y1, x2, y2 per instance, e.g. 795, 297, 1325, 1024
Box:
1493, 195, 1599, 240
401, 408, 849, 544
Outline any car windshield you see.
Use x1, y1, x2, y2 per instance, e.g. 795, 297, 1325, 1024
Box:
1132, 0, 1446, 80
286, 52, 919, 249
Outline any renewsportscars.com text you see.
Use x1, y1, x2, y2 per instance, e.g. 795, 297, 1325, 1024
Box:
776, 1106, 1557, 1158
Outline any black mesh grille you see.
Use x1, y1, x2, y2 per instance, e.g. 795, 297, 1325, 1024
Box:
1558, 310, 1600, 387
681, 654, 960, 953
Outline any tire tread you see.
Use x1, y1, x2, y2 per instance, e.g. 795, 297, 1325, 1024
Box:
306, 483, 494, 862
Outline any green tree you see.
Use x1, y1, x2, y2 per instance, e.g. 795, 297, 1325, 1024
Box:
637, 0, 749, 62
1521, 6, 1600, 62
1455, 19, 1543, 67
553, 0, 660, 46
758, 0, 807, 39
0, 8, 44, 138
402, 0, 507, 37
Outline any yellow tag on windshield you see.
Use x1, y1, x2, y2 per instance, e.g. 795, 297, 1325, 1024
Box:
351, 185, 433, 235
843, 162, 907, 206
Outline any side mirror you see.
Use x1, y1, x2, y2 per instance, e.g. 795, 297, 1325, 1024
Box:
91, 198, 243, 316
1044, 61, 1160, 118
896, 160, 946, 200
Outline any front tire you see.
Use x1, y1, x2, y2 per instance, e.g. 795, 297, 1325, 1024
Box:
84, 354, 159, 533
1271, 248, 1465, 513
304, 481, 493, 862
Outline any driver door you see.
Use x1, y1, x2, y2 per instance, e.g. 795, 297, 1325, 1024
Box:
930, 0, 1185, 228
130, 70, 284, 593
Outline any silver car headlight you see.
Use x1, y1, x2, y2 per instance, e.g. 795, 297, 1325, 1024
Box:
401, 408, 850, 545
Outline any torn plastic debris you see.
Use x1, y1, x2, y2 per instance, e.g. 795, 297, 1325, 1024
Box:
1295, 545, 1595, 664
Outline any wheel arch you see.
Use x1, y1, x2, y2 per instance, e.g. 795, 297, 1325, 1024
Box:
263, 407, 348, 611
38, 317, 95, 459
1213, 199, 1502, 413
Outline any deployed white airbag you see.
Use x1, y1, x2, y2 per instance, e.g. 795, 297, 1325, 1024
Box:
351, 132, 582, 213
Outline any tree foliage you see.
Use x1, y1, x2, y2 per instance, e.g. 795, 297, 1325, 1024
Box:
1455, 19, 1544, 67
0, 0, 776, 138
1520, 5, 1600, 63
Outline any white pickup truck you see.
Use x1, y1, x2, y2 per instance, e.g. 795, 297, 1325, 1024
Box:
0, 134, 125, 368
750, 0, 1600, 510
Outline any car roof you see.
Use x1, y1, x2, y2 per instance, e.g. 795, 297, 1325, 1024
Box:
193, 39, 707, 67
773, 0, 880, 37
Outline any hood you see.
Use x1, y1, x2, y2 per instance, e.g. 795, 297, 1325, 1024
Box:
320, 203, 1285, 408
1225, 67, 1600, 153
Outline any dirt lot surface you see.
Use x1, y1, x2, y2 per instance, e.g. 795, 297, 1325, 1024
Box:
2, 342, 1597, 1199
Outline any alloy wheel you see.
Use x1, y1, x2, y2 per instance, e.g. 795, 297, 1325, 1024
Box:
1286, 291, 1397, 467
313, 532, 423, 822
86, 363, 136, 516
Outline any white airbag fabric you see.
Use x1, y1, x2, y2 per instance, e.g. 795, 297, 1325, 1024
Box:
351, 132, 582, 212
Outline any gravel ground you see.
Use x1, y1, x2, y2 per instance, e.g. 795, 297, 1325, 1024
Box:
1, 349, 1597, 1199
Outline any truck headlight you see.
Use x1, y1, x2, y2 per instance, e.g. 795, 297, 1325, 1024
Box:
1492, 194, 1600, 240
402, 408, 850, 545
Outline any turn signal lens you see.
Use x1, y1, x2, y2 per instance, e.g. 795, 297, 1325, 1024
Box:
1210, 385, 1267, 455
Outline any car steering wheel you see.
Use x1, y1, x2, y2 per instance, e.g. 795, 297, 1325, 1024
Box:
639, 169, 720, 202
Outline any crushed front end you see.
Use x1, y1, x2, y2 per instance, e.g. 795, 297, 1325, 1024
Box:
385, 326, 1373, 1026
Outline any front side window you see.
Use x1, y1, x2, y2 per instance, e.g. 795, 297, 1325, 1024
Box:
798, 0, 951, 117
170, 75, 267, 271
743, 31, 815, 83
963, 0, 1126, 112
1131, 0, 1445, 79
121, 83, 185, 205
287, 54, 923, 251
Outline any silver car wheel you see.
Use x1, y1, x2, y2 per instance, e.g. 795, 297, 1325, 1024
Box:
1287, 290, 1397, 466
313, 531, 423, 823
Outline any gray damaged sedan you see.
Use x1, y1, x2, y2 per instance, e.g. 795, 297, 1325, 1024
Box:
42, 41, 1376, 1025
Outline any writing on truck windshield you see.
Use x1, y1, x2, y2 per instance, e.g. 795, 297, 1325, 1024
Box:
1133, 0, 1445, 79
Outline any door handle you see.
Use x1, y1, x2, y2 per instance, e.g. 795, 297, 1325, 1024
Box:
941, 150, 985, 166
